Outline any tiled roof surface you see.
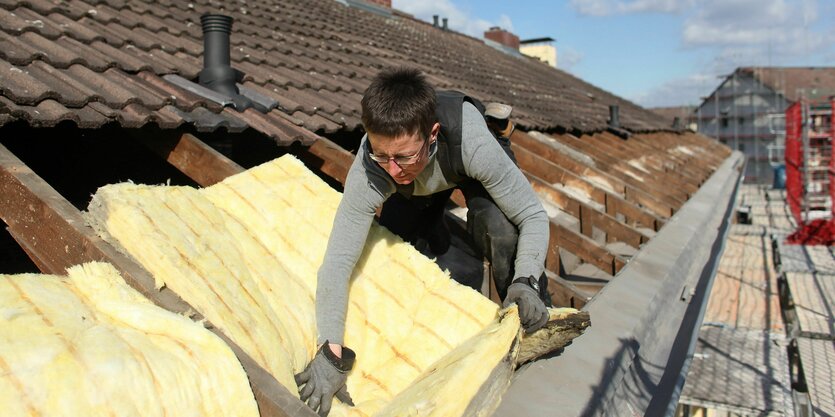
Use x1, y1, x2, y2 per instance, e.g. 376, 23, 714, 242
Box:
739, 67, 835, 103
0, 0, 670, 140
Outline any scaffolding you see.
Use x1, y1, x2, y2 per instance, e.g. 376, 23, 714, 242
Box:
784, 98, 835, 244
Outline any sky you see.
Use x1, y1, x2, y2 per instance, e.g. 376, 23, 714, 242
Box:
390, 0, 835, 109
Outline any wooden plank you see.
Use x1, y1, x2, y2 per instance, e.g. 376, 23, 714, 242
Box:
512, 130, 680, 216
0, 144, 314, 417
797, 338, 835, 416
593, 131, 702, 194
527, 174, 648, 248
787, 272, 835, 339
551, 222, 626, 276
303, 137, 354, 185
515, 143, 666, 229
552, 133, 689, 205
545, 270, 591, 310
134, 132, 245, 187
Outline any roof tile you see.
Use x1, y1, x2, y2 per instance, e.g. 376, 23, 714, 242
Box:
136, 71, 222, 112
0, 0, 672, 137
0, 58, 53, 105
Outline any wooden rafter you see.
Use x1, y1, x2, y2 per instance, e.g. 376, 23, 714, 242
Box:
512, 142, 667, 228
512, 131, 678, 219
0, 144, 312, 417
578, 132, 698, 199
554, 133, 691, 205
133, 132, 245, 187
594, 132, 706, 189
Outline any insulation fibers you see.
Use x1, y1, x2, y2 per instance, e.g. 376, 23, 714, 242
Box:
0, 262, 258, 417
86, 155, 523, 416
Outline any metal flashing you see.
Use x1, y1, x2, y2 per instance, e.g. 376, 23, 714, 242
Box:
495, 151, 746, 417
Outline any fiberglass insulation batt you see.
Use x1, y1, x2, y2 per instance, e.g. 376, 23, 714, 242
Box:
0, 262, 258, 417
85, 155, 526, 416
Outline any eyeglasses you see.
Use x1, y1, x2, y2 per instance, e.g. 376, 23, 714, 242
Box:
369, 138, 434, 166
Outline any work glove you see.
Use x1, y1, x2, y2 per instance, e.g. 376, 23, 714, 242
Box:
295, 342, 356, 417
503, 276, 549, 333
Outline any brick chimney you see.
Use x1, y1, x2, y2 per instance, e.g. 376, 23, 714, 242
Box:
484, 27, 520, 50
365, 0, 391, 7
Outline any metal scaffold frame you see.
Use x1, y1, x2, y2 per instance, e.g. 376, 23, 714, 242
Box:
784, 98, 835, 244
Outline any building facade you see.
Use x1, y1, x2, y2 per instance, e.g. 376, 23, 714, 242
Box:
697, 67, 835, 184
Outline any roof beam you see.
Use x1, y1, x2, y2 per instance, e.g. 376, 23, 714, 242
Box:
512, 130, 678, 219
512, 142, 666, 230
552, 133, 690, 206
576, 132, 697, 200
527, 173, 650, 248
595, 131, 706, 189
132, 132, 245, 187
0, 143, 314, 417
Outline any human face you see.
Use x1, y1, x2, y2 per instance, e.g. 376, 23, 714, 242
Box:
367, 123, 440, 185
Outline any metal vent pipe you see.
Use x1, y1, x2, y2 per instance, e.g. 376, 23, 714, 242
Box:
609, 105, 620, 129
433, 15, 439, 27
199, 14, 239, 97
442, 17, 448, 30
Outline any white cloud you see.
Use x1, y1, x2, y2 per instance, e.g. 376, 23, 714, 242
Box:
631, 73, 715, 107
392, 0, 513, 37
558, 46, 584, 71
569, 0, 692, 16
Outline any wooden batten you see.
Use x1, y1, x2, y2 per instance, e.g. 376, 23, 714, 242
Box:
303, 137, 354, 185
527, 174, 649, 248
554, 133, 690, 205
133, 132, 246, 187
512, 131, 679, 219
595, 132, 704, 190
513, 143, 666, 229
0, 144, 314, 417
548, 221, 626, 276
579, 133, 696, 201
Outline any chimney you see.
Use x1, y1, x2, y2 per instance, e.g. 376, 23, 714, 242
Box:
608, 105, 620, 129
484, 26, 520, 50
442, 17, 448, 30
433, 15, 439, 27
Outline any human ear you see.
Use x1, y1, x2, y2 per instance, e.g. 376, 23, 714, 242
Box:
430, 123, 441, 142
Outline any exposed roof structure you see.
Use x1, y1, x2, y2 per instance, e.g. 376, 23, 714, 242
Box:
0, 0, 670, 136
0, 1, 746, 417
738, 67, 835, 103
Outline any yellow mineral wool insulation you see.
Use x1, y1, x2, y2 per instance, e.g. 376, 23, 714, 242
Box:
86, 155, 522, 416
0, 262, 258, 417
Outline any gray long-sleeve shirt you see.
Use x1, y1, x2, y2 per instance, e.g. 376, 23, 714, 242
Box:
316, 102, 549, 345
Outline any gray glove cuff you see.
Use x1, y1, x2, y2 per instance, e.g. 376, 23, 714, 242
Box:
319, 341, 356, 373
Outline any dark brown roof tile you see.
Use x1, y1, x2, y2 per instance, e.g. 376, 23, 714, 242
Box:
0, 95, 107, 127
90, 40, 160, 73
0, 58, 54, 105
46, 12, 106, 43
290, 110, 339, 133
136, 71, 222, 112
0, 0, 671, 137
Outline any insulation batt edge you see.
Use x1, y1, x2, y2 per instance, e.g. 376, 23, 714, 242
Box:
83, 154, 581, 417
0, 262, 259, 417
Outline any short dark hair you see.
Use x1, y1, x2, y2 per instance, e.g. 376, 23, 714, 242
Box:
361, 67, 436, 139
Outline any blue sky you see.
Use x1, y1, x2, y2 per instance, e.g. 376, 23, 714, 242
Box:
391, 0, 835, 108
